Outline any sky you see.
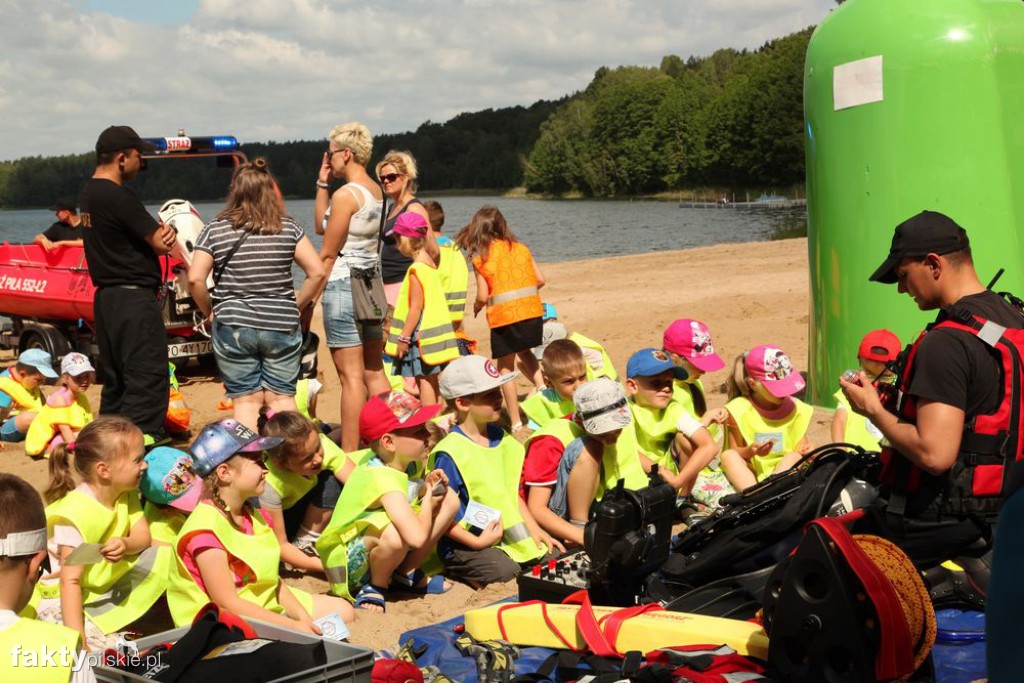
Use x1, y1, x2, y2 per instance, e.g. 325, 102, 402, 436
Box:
1, 0, 836, 161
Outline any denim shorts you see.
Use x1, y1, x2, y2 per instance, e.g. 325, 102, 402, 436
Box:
321, 277, 384, 349
1, 416, 26, 442
213, 320, 303, 398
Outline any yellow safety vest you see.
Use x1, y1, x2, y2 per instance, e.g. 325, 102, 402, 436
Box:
0, 373, 44, 415
595, 425, 650, 500
167, 503, 312, 627
526, 416, 584, 450
432, 431, 546, 564
569, 332, 618, 381
264, 434, 351, 510
832, 388, 884, 451
386, 262, 460, 366
522, 388, 575, 429
24, 392, 92, 457
144, 500, 187, 548
0, 618, 80, 683
317, 461, 410, 600
725, 396, 814, 481
672, 379, 720, 440
45, 490, 171, 634
630, 399, 687, 475
380, 358, 407, 392
437, 243, 469, 324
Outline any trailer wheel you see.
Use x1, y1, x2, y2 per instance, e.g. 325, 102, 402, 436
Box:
19, 325, 72, 363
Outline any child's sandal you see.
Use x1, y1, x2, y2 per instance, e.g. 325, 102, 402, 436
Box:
354, 583, 387, 612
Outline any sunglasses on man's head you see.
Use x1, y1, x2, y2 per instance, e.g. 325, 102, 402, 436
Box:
379, 173, 402, 184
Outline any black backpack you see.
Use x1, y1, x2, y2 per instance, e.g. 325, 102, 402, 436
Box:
660, 444, 880, 591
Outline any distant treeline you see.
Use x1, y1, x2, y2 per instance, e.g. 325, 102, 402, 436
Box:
0, 27, 811, 206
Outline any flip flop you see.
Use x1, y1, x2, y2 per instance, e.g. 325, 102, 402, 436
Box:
390, 569, 451, 595
354, 583, 387, 612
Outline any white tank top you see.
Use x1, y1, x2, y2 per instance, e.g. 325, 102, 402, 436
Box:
323, 183, 383, 281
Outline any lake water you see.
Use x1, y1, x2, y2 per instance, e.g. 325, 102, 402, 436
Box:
0, 196, 805, 264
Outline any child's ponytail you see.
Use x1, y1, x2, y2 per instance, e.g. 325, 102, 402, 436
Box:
45, 443, 76, 504
726, 352, 752, 401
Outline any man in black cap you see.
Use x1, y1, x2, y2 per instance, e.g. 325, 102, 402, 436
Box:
80, 125, 176, 444
841, 210, 1024, 568
33, 198, 84, 251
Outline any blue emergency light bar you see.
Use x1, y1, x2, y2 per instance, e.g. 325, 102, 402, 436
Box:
143, 135, 240, 154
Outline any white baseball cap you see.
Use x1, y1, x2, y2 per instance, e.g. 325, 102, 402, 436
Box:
532, 321, 569, 360
440, 355, 518, 400
573, 378, 632, 435
60, 352, 95, 377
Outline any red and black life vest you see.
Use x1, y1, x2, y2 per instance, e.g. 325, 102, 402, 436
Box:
881, 306, 1024, 521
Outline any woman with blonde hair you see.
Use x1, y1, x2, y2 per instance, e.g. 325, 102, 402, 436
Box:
189, 158, 325, 431
313, 123, 392, 451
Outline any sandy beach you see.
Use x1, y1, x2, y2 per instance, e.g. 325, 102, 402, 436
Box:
0, 236, 832, 650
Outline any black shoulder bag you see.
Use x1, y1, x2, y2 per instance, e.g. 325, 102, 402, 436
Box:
349, 189, 388, 324
212, 229, 252, 287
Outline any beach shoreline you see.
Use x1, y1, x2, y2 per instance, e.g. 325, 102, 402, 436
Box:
1, 236, 833, 649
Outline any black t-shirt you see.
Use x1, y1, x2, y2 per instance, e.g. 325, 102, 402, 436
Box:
42, 221, 81, 242
380, 198, 423, 284
79, 178, 161, 288
909, 290, 1024, 418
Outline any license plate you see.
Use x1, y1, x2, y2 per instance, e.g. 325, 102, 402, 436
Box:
167, 340, 212, 358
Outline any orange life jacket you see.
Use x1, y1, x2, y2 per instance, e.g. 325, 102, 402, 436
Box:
474, 240, 543, 329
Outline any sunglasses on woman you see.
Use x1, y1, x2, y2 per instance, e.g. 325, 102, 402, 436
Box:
379, 172, 403, 184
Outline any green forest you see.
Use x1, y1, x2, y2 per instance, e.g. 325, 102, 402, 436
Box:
0, 27, 811, 207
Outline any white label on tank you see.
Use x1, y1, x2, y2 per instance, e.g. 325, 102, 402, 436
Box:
833, 55, 883, 111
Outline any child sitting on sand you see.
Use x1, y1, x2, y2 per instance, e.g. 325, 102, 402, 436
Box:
831, 329, 901, 451
532, 318, 618, 384
625, 348, 720, 504
521, 339, 589, 429
431, 356, 560, 588
0, 349, 57, 447
662, 318, 726, 423
384, 213, 461, 405
25, 353, 95, 459
259, 411, 356, 573
719, 345, 815, 492
140, 446, 204, 547
317, 392, 457, 612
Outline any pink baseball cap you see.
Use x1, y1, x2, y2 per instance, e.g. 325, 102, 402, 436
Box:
662, 319, 725, 372
393, 213, 429, 238
745, 344, 805, 398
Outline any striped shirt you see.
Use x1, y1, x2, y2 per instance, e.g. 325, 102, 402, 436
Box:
195, 218, 304, 332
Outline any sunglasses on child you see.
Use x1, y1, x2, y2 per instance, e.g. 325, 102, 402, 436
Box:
379, 173, 403, 184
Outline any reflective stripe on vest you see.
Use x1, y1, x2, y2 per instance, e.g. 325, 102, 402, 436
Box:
725, 396, 813, 481
432, 431, 546, 563
437, 244, 469, 323
0, 618, 80, 682
521, 388, 575, 429
168, 503, 311, 626
317, 461, 410, 600
476, 241, 544, 328
385, 262, 460, 366
46, 491, 171, 634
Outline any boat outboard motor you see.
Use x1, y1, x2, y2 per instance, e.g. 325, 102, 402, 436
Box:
159, 199, 210, 287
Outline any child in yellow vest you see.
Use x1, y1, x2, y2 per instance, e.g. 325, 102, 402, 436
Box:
40, 417, 171, 651
521, 339, 589, 429
532, 318, 618, 384
662, 318, 726, 424
625, 349, 720, 501
317, 392, 458, 612
831, 329, 901, 451
719, 345, 815, 492
139, 447, 204, 547
25, 353, 95, 459
258, 411, 356, 573
423, 200, 470, 335
432, 356, 561, 588
385, 213, 460, 405
0, 473, 89, 683
166, 419, 353, 631
0, 349, 56, 446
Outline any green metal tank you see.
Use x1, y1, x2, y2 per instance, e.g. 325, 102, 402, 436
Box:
804, 0, 1024, 405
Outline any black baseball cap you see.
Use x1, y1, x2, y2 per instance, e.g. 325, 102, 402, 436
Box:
869, 210, 970, 284
50, 197, 77, 213
95, 125, 157, 155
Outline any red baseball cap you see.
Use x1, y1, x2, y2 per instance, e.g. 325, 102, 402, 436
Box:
858, 329, 901, 363
745, 344, 805, 399
662, 319, 725, 372
360, 391, 442, 442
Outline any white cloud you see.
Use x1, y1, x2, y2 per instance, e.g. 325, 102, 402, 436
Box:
0, 0, 834, 160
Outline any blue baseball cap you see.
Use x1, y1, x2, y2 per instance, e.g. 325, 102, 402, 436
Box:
17, 349, 58, 379
626, 348, 688, 380
141, 447, 203, 511
542, 303, 559, 321
190, 419, 283, 478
